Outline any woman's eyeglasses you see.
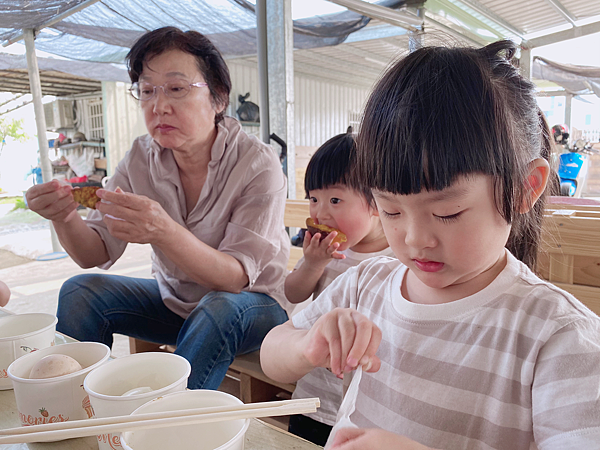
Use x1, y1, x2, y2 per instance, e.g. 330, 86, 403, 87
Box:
129, 81, 208, 101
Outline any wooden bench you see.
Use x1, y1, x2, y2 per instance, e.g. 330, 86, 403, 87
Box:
539, 197, 600, 315
130, 197, 600, 402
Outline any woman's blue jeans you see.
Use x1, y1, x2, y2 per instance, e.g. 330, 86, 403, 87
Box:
56, 274, 288, 390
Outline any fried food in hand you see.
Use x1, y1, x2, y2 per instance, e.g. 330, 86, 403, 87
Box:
72, 186, 101, 209
306, 218, 347, 244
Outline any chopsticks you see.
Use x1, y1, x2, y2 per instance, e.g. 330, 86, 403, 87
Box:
0, 397, 319, 444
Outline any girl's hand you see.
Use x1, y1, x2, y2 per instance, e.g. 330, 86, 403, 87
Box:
330, 428, 438, 450
96, 188, 177, 245
302, 229, 345, 267
300, 308, 381, 378
25, 180, 79, 223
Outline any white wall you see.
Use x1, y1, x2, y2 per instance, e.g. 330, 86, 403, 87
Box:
102, 81, 147, 175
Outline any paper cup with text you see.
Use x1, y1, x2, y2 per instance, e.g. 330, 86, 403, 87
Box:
84, 352, 191, 450
0, 313, 57, 390
7, 342, 111, 428
121, 390, 250, 450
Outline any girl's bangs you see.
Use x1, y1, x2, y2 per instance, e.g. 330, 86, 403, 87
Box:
359, 47, 503, 195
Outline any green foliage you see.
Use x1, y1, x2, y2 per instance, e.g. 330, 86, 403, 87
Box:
0, 117, 29, 156
0, 196, 20, 205
11, 197, 27, 211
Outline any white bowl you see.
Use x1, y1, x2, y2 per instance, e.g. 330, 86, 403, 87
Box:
7, 341, 111, 427
121, 390, 250, 450
84, 352, 191, 450
0, 313, 57, 390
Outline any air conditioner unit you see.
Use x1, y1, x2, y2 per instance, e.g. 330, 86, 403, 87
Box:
44, 100, 74, 130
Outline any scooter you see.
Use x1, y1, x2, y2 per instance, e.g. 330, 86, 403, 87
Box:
557, 139, 597, 197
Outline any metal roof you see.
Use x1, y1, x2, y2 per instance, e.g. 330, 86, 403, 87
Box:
0, 52, 128, 96
475, 0, 600, 35
0, 68, 100, 96
0, 0, 599, 94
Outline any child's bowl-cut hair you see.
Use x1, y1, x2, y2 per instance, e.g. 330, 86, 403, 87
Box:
305, 131, 373, 205
357, 40, 556, 270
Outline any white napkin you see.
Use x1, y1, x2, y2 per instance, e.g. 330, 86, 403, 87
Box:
324, 366, 363, 449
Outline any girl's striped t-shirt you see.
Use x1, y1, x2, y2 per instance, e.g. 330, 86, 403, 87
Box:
292, 251, 600, 450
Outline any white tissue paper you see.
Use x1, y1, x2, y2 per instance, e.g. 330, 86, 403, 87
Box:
324, 366, 363, 450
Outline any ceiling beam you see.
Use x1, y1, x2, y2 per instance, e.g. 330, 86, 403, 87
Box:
3, 0, 103, 46
536, 90, 567, 97
526, 20, 600, 48
0, 99, 33, 115
0, 85, 90, 96
335, 44, 391, 67
325, 0, 423, 32
0, 72, 102, 88
381, 37, 408, 51
0, 76, 99, 88
450, 0, 525, 38
344, 22, 411, 44
228, 56, 374, 89
0, 78, 100, 91
0, 93, 25, 108
542, 0, 577, 26
294, 58, 376, 87
294, 62, 375, 89
0, 78, 100, 93
423, 11, 488, 47
295, 50, 383, 78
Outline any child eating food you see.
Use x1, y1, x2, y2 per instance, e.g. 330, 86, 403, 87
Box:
261, 40, 600, 450
284, 131, 391, 446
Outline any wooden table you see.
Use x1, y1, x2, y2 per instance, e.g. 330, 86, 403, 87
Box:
0, 308, 321, 450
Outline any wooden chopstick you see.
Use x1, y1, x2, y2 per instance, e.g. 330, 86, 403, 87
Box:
0, 397, 319, 444
0, 398, 316, 436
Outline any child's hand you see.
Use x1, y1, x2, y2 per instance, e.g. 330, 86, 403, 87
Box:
301, 308, 381, 378
0, 281, 11, 307
330, 427, 438, 450
302, 229, 346, 266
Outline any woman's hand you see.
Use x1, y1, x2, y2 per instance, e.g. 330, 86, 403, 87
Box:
25, 180, 79, 223
330, 428, 438, 450
300, 308, 381, 378
302, 230, 345, 267
96, 188, 178, 245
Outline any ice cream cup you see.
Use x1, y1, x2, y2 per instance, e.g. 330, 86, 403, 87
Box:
84, 352, 191, 450
121, 390, 250, 450
7, 341, 111, 429
0, 313, 57, 390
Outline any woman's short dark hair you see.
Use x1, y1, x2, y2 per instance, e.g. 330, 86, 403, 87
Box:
126, 26, 231, 124
305, 131, 373, 205
357, 40, 557, 270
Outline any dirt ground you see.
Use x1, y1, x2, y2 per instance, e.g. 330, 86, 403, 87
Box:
0, 249, 32, 270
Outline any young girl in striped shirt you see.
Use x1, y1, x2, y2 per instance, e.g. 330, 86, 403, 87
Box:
261, 40, 600, 450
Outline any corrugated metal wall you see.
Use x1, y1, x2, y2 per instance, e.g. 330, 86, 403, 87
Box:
102, 81, 147, 175
227, 61, 371, 147
294, 77, 369, 146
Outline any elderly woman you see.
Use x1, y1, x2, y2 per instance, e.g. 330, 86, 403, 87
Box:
25, 27, 290, 389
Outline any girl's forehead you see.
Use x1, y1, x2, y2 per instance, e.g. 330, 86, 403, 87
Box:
373, 175, 489, 203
